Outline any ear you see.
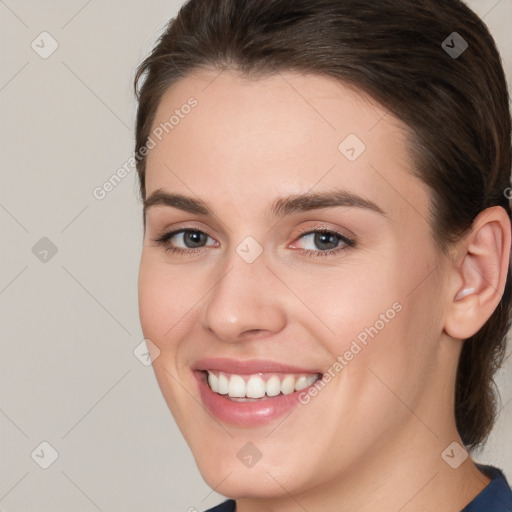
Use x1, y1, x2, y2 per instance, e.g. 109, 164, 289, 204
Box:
444, 206, 511, 340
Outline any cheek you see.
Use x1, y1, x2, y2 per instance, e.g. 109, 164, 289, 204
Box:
137, 255, 203, 348
138, 256, 202, 427
285, 261, 405, 356
330, 259, 446, 421
137, 259, 167, 342
307, 254, 439, 403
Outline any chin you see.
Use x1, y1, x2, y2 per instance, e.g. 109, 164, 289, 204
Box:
193, 448, 319, 501
198, 465, 294, 500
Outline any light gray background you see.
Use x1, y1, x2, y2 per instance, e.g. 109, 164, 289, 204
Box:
1, 1, 511, 511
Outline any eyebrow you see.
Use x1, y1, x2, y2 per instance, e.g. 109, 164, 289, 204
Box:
143, 188, 386, 219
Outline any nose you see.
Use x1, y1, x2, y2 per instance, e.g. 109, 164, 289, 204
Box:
200, 248, 287, 343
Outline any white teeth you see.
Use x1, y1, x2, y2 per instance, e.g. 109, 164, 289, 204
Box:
218, 373, 229, 394
206, 371, 319, 398
265, 375, 281, 396
208, 372, 219, 392
246, 375, 266, 398
295, 375, 317, 391
281, 375, 296, 395
295, 376, 309, 391
228, 375, 246, 398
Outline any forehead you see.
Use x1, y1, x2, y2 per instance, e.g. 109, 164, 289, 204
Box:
145, 69, 430, 223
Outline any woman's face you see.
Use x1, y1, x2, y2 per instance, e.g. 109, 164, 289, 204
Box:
138, 69, 454, 498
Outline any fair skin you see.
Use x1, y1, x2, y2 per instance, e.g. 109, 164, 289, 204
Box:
138, 69, 510, 512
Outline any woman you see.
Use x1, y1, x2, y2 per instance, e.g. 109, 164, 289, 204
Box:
134, 0, 512, 510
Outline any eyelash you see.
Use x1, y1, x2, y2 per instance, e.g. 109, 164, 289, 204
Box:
152, 227, 355, 259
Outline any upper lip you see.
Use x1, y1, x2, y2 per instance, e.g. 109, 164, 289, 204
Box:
192, 357, 321, 375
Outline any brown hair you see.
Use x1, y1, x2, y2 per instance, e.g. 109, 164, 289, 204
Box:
134, 0, 512, 450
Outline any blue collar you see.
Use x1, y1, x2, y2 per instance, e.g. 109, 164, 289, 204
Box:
461, 464, 512, 511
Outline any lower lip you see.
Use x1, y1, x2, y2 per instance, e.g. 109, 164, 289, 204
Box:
195, 372, 314, 427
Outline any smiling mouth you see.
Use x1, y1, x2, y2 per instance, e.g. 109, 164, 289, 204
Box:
203, 370, 322, 401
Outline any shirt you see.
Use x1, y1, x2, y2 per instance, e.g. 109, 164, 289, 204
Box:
204, 464, 512, 511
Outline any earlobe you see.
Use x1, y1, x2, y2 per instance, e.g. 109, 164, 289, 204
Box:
444, 206, 511, 340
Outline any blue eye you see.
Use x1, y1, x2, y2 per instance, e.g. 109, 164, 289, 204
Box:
153, 229, 216, 254
152, 228, 355, 258
291, 229, 355, 258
